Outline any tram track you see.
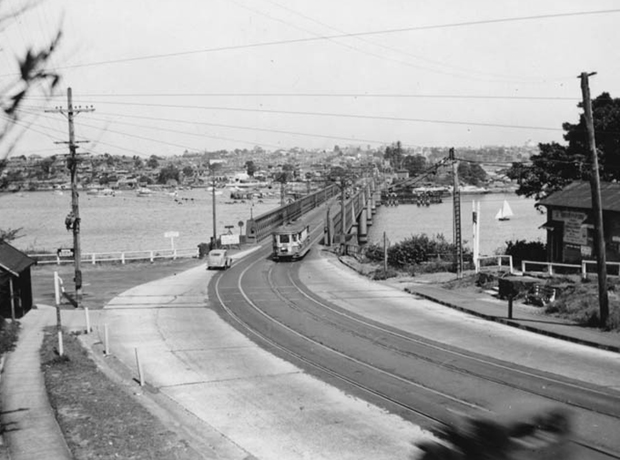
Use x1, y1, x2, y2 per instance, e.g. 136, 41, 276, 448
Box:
211, 242, 620, 459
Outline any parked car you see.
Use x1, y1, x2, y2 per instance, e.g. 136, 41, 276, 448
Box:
206, 249, 232, 270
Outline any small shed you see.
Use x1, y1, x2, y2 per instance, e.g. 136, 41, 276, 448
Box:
537, 181, 620, 264
0, 241, 37, 319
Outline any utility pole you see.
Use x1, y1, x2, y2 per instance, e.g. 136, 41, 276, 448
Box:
46, 87, 94, 308
450, 148, 463, 278
579, 72, 609, 327
210, 162, 217, 249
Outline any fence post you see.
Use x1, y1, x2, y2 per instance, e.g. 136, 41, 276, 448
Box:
150, 251, 154, 262
521, 260, 526, 274
135, 348, 145, 386
548, 263, 553, 276
581, 261, 587, 280
508, 256, 514, 275
121, 252, 125, 264
91, 253, 96, 265
104, 324, 110, 356
56, 254, 61, 265
498, 257, 502, 270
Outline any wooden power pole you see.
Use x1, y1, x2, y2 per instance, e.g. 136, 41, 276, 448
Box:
579, 72, 609, 327
47, 87, 94, 308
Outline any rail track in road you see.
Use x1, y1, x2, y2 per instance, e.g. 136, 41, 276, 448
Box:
210, 241, 620, 459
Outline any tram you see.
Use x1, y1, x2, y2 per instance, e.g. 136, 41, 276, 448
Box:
272, 221, 312, 261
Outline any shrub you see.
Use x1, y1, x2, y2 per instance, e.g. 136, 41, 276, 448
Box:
365, 233, 470, 271
498, 239, 547, 266
0, 317, 20, 354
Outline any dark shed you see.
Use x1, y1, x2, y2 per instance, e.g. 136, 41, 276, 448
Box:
537, 181, 620, 264
0, 241, 37, 319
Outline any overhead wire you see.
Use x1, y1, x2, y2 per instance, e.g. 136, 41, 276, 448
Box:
27, 92, 580, 101
5, 8, 617, 74
257, 0, 549, 84
68, 99, 564, 132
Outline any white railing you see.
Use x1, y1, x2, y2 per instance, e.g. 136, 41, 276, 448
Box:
522, 259, 620, 278
30, 247, 199, 265
476, 255, 514, 274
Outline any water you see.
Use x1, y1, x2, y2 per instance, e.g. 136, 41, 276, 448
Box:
367, 193, 547, 256
1, 189, 280, 254
2, 190, 546, 257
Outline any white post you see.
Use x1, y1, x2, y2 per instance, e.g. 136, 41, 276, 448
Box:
54, 271, 61, 306
53, 272, 63, 356
91, 253, 96, 265
84, 306, 91, 334
121, 252, 125, 264
548, 263, 553, 276
135, 348, 145, 386
104, 324, 109, 356
522, 260, 526, 273
150, 251, 154, 262
581, 261, 587, 280
508, 255, 514, 274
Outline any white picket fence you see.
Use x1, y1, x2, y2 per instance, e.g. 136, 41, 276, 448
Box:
30, 247, 199, 265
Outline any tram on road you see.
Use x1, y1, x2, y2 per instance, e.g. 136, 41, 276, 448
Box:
272, 221, 312, 261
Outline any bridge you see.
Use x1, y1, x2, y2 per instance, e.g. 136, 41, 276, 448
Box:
244, 180, 382, 248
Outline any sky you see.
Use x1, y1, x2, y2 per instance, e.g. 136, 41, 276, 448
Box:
2, 0, 620, 159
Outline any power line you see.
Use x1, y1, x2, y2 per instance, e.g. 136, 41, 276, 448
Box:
70, 100, 564, 132
28, 92, 579, 101
14, 8, 619, 73
86, 111, 396, 146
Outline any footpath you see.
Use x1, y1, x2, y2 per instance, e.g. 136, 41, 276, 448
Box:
1, 253, 619, 459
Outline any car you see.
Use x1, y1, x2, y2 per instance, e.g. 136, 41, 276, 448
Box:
206, 249, 233, 270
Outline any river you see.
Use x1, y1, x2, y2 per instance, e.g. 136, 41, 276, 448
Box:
2, 189, 546, 257
367, 193, 547, 256
1, 188, 279, 254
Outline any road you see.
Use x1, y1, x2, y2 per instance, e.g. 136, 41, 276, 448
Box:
99, 208, 620, 459
213, 241, 620, 459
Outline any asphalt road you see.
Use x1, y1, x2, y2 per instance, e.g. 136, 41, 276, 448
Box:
212, 241, 620, 459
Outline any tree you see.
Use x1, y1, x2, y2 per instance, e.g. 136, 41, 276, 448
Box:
402, 154, 428, 177
384, 141, 404, 170
146, 155, 160, 169
458, 161, 488, 186
0, 3, 61, 182
157, 165, 180, 184
182, 166, 194, 177
0, 227, 23, 243
507, 92, 620, 200
245, 160, 257, 177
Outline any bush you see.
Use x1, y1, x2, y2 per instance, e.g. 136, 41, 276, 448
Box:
498, 239, 546, 266
365, 233, 471, 271
0, 317, 20, 354
545, 279, 620, 330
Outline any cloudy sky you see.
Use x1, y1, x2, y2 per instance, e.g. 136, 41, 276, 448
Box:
3, 0, 620, 158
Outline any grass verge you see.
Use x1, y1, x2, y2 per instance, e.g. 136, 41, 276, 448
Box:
32, 257, 209, 459
40, 329, 203, 460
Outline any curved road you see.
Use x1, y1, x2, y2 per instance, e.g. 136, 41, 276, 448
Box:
213, 241, 620, 459
99, 214, 620, 459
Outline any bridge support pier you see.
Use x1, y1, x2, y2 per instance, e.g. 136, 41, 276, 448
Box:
366, 195, 373, 227
357, 209, 368, 245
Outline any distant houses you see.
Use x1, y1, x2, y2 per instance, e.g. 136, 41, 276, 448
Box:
537, 181, 620, 264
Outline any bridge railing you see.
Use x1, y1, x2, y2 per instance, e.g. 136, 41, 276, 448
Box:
245, 183, 371, 243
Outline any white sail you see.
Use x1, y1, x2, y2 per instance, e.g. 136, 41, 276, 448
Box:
495, 200, 514, 220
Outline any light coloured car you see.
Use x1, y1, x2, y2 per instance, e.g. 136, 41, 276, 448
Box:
206, 249, 232, 270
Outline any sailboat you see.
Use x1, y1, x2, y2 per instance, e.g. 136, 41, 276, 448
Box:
495, 200, 514, 221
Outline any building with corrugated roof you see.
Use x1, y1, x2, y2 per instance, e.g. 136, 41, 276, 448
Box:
0, 241, 37, 319
537, 181, 620, 264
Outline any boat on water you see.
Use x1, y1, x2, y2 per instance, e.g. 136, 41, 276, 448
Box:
495, 200, 514, 221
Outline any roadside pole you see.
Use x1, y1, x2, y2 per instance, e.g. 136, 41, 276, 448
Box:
579, 72, 609, 327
